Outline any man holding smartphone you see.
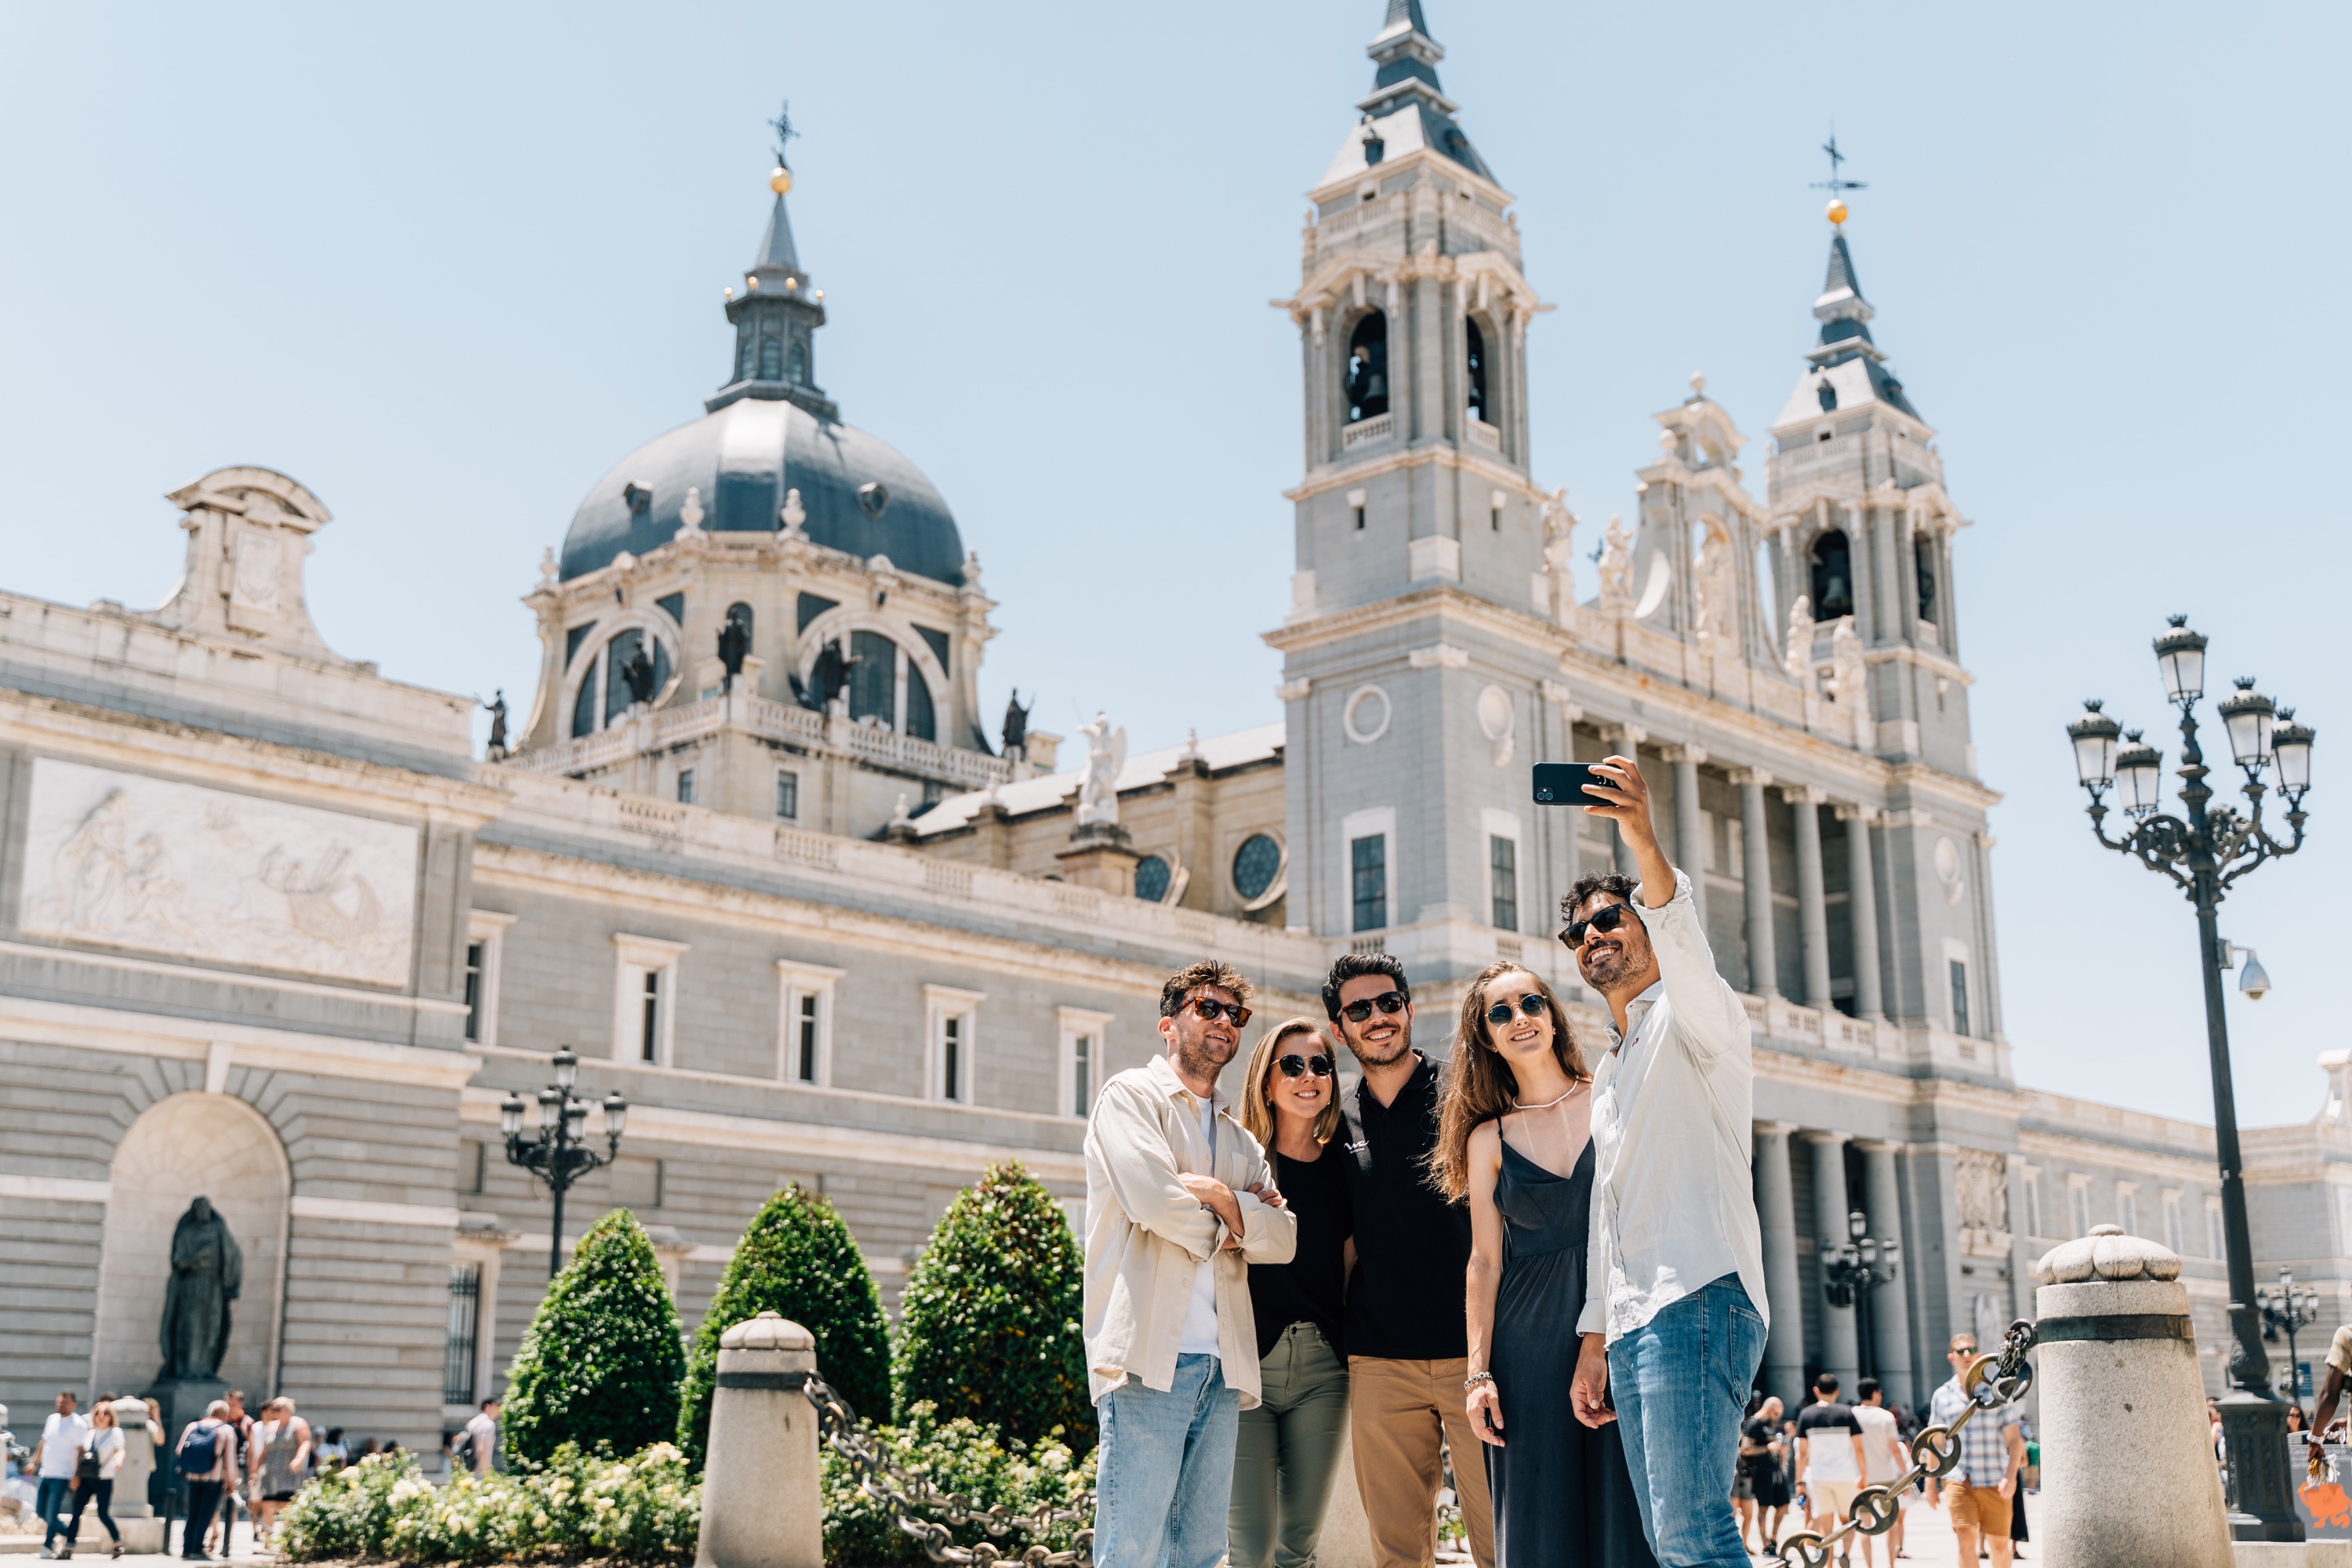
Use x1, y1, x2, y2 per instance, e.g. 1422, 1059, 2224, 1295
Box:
1560, 753, 1769, 1568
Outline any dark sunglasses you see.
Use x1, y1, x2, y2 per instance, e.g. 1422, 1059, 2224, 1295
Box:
1339, 990, 1409, 1024
1276, 1052, 1335, 1080
1184, 997, 1253, 1027
1560, 902, 1637, 949
1485, 993, 1550, 1027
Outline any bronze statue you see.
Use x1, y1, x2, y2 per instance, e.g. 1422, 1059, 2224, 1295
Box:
160, 1197, 242, 1381
717, 607, 752, 693
485, 690, 509, 757
618, 642, 658, 706
1000, 689, 1032, 756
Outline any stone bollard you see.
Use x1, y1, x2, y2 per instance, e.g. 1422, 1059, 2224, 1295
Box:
694, 1311, 823, 1568
2035, 1224, 2234, 1568
104, 1396, 170, 1554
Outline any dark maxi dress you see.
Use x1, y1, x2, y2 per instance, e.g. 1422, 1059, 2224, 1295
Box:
1483, 1136, 1657, 1568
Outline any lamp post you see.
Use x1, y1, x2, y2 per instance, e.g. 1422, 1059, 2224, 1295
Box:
2258, 1266, 2323, 1417
499, 1047, 629, 1279
2066, 615, 2318, 1541
1820, 1207, 1901, 1382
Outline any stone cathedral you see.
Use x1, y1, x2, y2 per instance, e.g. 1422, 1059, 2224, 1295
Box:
4, 1, 2346, 1451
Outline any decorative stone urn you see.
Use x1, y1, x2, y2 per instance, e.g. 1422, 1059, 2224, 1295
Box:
2033, 1224, 2234, 1568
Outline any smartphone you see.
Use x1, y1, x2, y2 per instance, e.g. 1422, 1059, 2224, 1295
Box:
1531, 762, 1602, 806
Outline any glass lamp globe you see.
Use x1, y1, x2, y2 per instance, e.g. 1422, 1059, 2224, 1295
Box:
2271, 710, 2315, 797
2068, 701, 2122, 788
553, 1046, 579, 1092
563, 1098, 589, 1140
604, 1092, 629, 1139
2115, 731, 2166, 817
537, 1087, 563, 1131
2154, 617, 2207, 705
2218, 680, 2276, 769
499, 1094, 524, 1138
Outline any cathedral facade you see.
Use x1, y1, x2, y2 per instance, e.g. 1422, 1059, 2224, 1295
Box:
3, 1, 2344, 1450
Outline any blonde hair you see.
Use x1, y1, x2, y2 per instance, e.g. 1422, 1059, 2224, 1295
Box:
1238, 1018, 1342, 1149
1429, 962, 1588, 1201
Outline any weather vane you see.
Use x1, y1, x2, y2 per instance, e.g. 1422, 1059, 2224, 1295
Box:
769, 101, 799, 170
1810, 131, 1866, 225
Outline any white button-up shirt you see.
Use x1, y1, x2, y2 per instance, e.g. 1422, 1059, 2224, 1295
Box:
1577, 869, 1769, 1343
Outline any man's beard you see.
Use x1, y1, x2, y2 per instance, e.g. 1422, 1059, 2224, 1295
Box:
1343, 1018, 1413, 1067
1177, 1035, 1235, 1084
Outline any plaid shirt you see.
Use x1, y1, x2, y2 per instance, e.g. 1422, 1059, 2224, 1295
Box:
1929, 1375, 2021, 1486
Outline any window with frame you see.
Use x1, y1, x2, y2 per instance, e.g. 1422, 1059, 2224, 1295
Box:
444, 1263, 482, 1405
2164, 1191, 2184, 1254
463, 912, 514, 1047
1352, 835, 1388, 932
776, 769, 800, 820
1058, 1007, 1114, 1120
2021, 1167, 2043, 1239
677, 768, 696, 805
776, 960, 843, 1087
612, 934, 688, 1066
2069, 1178, 2092, 1240
1949, 959, 1971, 1038
924, 985, 985, 1105
2118, 1183, 2140, 1237
463, 942, 486, 1041
2206, 1196, 2226, 1259
1488, 834, 1519, 931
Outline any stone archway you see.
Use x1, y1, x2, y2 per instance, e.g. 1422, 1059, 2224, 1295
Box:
91, 1093, 289, 1400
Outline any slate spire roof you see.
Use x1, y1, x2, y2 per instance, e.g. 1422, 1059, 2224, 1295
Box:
751, 189, 801, 281
1344, 0, 1493, 184
1793, 225, 1922, 420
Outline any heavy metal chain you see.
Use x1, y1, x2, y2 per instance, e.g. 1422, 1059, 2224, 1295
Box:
1774, 1319, 2038, 1568
800, 1373, 1095, 1566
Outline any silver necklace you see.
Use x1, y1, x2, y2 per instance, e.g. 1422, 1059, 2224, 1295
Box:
1518, 1081, 1584, 1112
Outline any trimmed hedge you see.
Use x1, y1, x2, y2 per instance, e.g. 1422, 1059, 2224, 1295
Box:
503, 1208, 686, 1466
893, 1161, 1092, 1450
276, 1445, 697, 1565
677, 1183, 891, 1465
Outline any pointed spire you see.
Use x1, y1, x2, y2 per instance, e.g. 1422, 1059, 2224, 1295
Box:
1797, 220, 1921, 419
1348, 1, 1494, 183
708, 101, 837, 420
1374, 0, 1432, 45
753, 191, 800, 278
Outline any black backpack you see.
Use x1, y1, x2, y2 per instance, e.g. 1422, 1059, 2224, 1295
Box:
176, 1422, 221, 1478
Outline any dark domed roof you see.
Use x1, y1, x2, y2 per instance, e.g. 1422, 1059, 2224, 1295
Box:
560, 396, 965, 584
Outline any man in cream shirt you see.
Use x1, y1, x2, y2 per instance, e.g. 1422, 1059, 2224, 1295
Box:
1565, 755, 1769, 1568
1084, 959, 1297, 1568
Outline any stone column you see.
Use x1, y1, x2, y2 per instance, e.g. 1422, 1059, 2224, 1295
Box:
1857, 1140, 1915, 1404
1602, 724, 1646, 880
1786, 786, 1832, 1010
1664, 746, 1708, 927
1754, 1122, 1808, 1409
1806, 1130, 1861, 1392
1733, 768, 1778, 996
1838, 806, 1884, 1018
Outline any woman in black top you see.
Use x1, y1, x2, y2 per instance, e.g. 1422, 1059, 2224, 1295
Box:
1226, 1017, 1353, 1568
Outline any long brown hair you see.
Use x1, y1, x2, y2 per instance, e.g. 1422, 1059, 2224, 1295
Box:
1239, 1017, 1342, 1149
1429, 961, 1587, 1200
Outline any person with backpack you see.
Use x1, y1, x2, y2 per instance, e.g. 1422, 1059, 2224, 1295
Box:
457, 1399, 499, 1477
174, 1403, 234, 1562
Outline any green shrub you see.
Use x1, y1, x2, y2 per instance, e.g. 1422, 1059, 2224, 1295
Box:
503, 1208, 687, 1466
821, 1403, 1097, 1567
893, 1160, 1092, 1450
677, 1183, 891, 1465
276, 1444, 699, 1565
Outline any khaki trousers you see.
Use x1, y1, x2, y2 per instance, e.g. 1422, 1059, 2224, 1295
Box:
1347, 1356, 1496, 1568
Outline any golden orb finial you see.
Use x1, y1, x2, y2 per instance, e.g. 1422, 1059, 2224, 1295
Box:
1825, 197, 1849, 227
770, 166, 793, 195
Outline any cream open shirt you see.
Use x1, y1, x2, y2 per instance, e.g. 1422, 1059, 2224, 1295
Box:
1577, 868, 1770, 1343
1083, 1053, 1298, 1407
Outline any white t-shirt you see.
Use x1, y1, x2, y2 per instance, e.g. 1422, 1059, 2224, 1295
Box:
1854, 1403, 1902, 1482
463, 1413, 498, 1472
39, 1412, 91, 1479
1175, 1097, 1221, 1357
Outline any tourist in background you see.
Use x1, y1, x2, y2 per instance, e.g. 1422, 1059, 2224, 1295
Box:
60, 1395, 125, 1559
2313, 1322, 2352, 1442
174, 1402, 234, 1563
1563, 755, 1769, 1568
1737, 1396, 1788, 1553
249, 1398, 310, 1547
1228, 1018, 1354, 1568
1926, 1334, 2027, 1568
31, 1389, 88, 1560
460, 1399, 500, 1476
1323, 952, 1495, 1568
312, 1428, 349, 1474
1438, 961, 1651, 1567
1083, 960, 1298, 1568
203, 1391, 251, 1558
1852, 1378, 1904, 1566
1793, 1374, 1863, 1540
139, 1402, 165, 1518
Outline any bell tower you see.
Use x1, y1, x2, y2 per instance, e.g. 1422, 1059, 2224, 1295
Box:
1267, 2, 1565, 949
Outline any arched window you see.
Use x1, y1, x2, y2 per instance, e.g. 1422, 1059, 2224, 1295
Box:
572, 672, 597, 738
575, 628, 674, 735
1345, 311, 1388, 423
736, 334, 755, 383
905, 667, 936, 742
849, 630, 898, 728
1915, 534, 1939, 625
758, 336, 782, 380
1809, 530, 1855, 621
1465, 317, 1488, 424
788, 340, 808, 385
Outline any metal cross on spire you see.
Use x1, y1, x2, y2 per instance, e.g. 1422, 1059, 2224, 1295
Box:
769, 101, 799, 169
1810, 132, 1867, 197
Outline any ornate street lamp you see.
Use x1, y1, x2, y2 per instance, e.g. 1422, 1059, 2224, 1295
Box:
1820, 1207, 1900, 1382
2258, 1266, 2322, 1417
500, 1047, 629, 1279
2066, 614, 2318, 1541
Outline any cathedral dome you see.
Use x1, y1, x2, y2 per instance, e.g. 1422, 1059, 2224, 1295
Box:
557, 397, 965, 585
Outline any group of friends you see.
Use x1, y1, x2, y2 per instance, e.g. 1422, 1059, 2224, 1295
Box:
1081, 755, 1784, 1568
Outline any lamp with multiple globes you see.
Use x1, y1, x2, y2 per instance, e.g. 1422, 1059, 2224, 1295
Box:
2257, 1267, 2322, 1417
2063, 616, 2318, 1541
500, 1046, 628, 1279
1820, 1207, 1901, 1381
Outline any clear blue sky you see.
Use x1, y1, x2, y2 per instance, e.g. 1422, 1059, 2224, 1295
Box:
4, 2, 2344, 1128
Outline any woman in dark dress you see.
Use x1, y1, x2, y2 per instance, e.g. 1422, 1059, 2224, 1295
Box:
1432, 961, 1654, 1568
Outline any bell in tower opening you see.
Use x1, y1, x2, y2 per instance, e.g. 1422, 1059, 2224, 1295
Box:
1810, 528, 1855, 621
1346, 311, 1389, 422
1465, 317, 1488, 423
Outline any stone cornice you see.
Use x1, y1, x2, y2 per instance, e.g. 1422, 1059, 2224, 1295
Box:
1285, 440, 1548, 505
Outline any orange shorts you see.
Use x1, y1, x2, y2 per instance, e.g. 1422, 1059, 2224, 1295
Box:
1947, 1478, 2012, 1536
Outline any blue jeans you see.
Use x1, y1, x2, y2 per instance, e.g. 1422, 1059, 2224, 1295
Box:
1094, 1353, 1241, 1568
38, 1478, 73, 1548
1607, 1274, 1767, 1568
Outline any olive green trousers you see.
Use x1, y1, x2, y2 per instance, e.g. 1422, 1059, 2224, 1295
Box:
1228, 1322, 1352, 1568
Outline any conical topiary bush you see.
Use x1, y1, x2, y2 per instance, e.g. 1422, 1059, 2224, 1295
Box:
677, 1183, 891, 1465
893, 1160, 1092, 1450
502, 1207, 687, 1465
